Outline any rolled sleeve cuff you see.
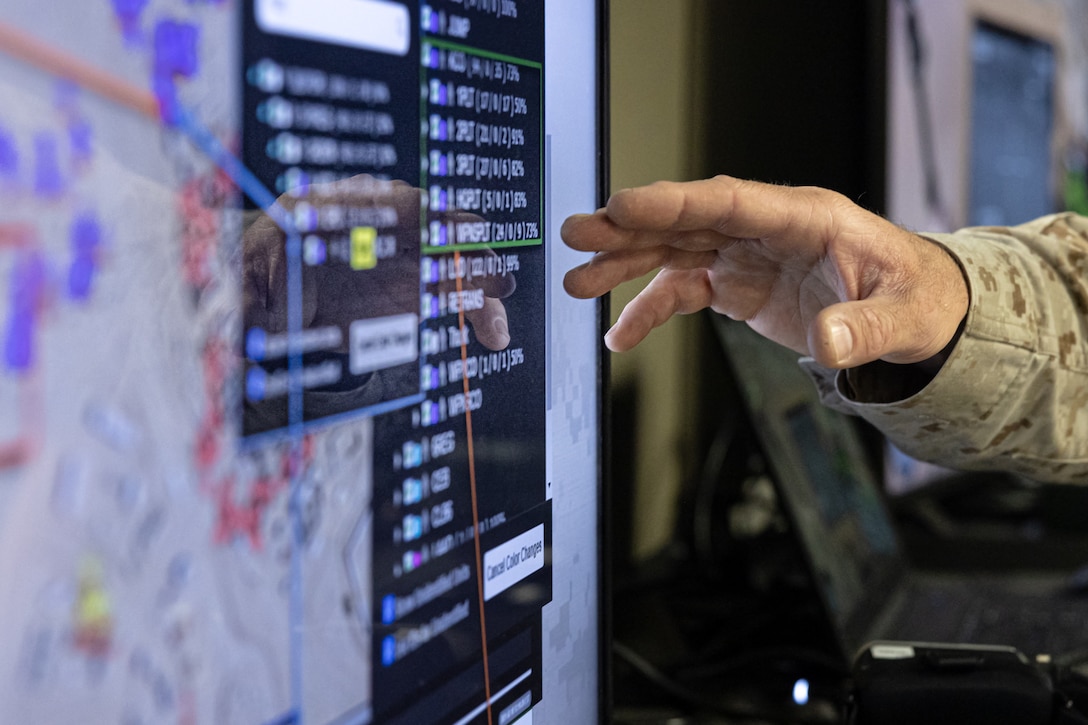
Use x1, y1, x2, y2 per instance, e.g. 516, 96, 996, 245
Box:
800, 223, 1088, 481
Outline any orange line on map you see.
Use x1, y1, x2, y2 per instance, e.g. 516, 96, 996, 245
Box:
0, 20, 160, 120
454, 250, 494, 725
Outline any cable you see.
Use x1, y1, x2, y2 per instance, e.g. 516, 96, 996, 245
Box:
692, 417, 739, 566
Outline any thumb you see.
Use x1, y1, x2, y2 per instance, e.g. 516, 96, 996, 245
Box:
809, 299, 913, 369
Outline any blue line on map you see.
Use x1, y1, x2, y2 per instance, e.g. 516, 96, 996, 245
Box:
172, 106, 307, 718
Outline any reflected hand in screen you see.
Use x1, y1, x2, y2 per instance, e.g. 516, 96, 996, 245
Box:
561, 175, 969, 369
243, 174, 516, 356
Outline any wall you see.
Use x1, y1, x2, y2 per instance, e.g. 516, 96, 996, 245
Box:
608, 0, 707, 562
887, 0, 1088, 231
606, 0, 886, 564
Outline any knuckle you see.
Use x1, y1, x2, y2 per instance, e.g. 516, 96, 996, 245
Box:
857, 305, 893, 352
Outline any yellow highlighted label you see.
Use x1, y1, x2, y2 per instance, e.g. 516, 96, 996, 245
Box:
350, 227, 378, 270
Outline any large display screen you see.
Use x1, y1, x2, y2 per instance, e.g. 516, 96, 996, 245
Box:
0, 1, 604, 723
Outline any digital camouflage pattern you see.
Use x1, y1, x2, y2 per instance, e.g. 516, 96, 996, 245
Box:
805, 213, 1088, 484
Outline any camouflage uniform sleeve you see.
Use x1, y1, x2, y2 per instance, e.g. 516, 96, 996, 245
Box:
802, 212, 1088, 484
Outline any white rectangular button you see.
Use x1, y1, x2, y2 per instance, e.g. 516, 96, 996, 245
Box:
483, 525, 545, 601
349, 313, 418, 375
256, 0, 411, 57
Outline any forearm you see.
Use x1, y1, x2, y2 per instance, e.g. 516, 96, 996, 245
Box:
809, 213, 1088, 483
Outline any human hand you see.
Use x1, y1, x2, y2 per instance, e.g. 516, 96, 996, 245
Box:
561, 176, 969, 369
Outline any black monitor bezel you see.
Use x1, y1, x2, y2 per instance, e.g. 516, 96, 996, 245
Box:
595, 0, 613, 721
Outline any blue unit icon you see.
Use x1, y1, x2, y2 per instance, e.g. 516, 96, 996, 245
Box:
382, 594, 396, 625
402, 441, 423, 469
403, 478, 424, 505
402, 514, 423, 542
245, 367, 267, 402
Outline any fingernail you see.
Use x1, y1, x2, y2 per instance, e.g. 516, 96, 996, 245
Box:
603, 327, 620, 352
493, 317, 509, 344
828, 319, 853, 366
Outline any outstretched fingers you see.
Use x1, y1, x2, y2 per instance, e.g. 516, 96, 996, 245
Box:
605, 268, 713, 351
562, 208, 737, 255
564, 246, 719, 299
604, 176, 840, 242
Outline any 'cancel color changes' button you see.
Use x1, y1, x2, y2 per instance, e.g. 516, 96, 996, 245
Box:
482, 524, 545, 601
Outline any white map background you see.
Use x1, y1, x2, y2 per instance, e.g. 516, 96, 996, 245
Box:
0, 3, 377, 723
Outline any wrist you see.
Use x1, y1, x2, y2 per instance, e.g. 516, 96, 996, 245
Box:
919, 233, 971, 360
914, 315, 966, 377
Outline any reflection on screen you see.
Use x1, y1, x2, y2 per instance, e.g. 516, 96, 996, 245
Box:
0, 2, 601, 724
785, 404, 897, 626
